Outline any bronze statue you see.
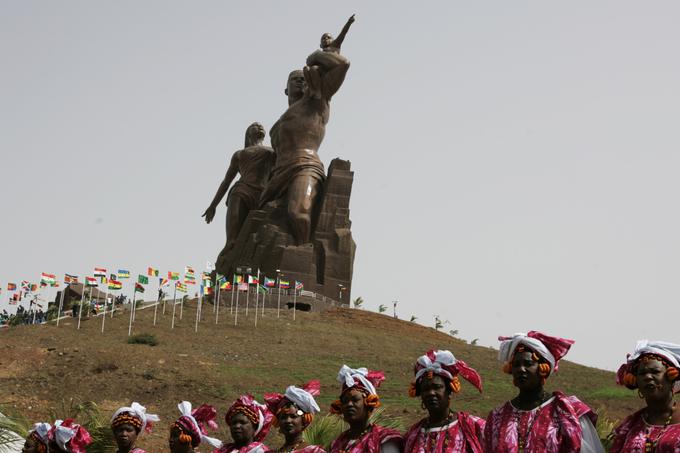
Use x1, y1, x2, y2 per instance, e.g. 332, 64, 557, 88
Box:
203, 122, 275, 249
259, 15, 354, 244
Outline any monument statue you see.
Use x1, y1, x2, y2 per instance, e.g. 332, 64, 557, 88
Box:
259, 15, 355, 245
203, 122, 275, 251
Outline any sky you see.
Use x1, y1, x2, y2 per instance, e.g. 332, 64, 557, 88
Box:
1, 1, 679, 371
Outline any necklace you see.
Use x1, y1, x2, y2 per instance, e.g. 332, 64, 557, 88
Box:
516, 407, 540, 453
339, 424, 372, 453
643, 401, 676, 453
278, 438, 304, 453
421, 412, 454, 452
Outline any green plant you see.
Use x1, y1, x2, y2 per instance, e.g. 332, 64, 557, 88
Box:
0, 404, 30, 450
127, 333, 158, 346
50, 400, 116, 453
449, 329, 459, 337
409, 315, 417, 322
378, 304, 387, 313
352, 297, 364, 309
471, 338, 479, 345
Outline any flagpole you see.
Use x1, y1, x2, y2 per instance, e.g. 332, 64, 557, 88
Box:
230, 274, 236, 315
234, 282, 240, 326
153, 288, 160, 326
56, 283, 66, 327
161, 278, 167, 315
195, 287, 202, 333
101, 294, 107, 333
277, 276, 282, 319
254, 269, 260, 320
245, 279, 250, 317
171, 284, 177, 329
110, 290, 115, 318
262, 289, 266, 317
77, 285, 87, 330
215, 279, 221, 324
179, 289, 184, 320
293, 285, 297, 321
128, 289, 136, 336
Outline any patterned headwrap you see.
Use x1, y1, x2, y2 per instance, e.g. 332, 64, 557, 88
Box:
27, 423, 51, 453
498, 331, 574, 376
265, 380, 321, 428
410, 349, 483, 395
225, 395, 274, 442
330, 365, 385, 414
173, 401, 222, 449
616, 340, 680, 392
111, 402, 160, 434
48, 419, 92, 453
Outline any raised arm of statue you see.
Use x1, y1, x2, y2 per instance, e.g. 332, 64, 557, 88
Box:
332, 14, 355, 51
202, 152, 239, 223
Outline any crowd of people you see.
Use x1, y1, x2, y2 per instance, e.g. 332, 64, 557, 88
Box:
18, 333, 680, 452
0, 305, 46, 327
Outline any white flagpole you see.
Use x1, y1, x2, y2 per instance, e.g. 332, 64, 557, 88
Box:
179, 285, 184, 320
245, 276, 250, 317
215, 279, 221, 324
77, 285, 87, 330
230, 274, 236, 314
101, 295, 107, 333
56, 283, 66, 327
153, 287, 160, 326
293, 284, 297, 321
128, 289, 136, 336
171, 284, 177, 329
262, 289, 266, 317
277, 278, 282, 319
234, 281, 240, 326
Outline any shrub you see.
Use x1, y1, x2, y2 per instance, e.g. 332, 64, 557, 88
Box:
127, 333, 158, 346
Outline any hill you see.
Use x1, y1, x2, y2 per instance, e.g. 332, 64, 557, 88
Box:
0, 299, 641, 450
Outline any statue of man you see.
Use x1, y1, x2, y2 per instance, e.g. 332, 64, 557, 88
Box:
260, 15, 354, 244
203, 122, 275, 249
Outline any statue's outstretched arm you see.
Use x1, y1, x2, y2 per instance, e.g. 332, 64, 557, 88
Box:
318, 52, 350, 100
202, 152, 239, 223
332, 14, 355, 50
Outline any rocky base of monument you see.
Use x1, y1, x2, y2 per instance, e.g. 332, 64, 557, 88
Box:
215, 158, 356, 302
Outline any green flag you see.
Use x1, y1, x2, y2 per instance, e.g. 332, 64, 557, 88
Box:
138, 274, 149, 285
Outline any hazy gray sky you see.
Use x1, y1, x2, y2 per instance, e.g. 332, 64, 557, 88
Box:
2, 1, 679, 371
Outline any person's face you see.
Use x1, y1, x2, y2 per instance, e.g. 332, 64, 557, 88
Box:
419, 375, 451, 415
340, 389, 369, 425
113, 423, 138, 450
320, 33, 333, 48
286, 72, 305, 101
168, 426, 192, 453
246, 123, 265, 144
229, 413, 256, 446
21, 437, 40, 453
277, 405, 304, 438
636, 357, 672, 400
512, 351, 542, 391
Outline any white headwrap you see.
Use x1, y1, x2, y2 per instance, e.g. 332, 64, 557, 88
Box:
498, 333, 556, 375
337, 365, 377, 395
415, 350, 457, 381
284, 385, 321, 414
28, 422, 51, 446
628, 340, 680, 368
52, 420, 75, 452
177, 401, 223, 449
111, 402, 160, 434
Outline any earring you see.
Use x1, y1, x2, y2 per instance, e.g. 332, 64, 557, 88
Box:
638, 389, 645, 399
421, 401, 426, 410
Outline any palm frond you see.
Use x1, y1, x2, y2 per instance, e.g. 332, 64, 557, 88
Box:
0, 405, 30, 451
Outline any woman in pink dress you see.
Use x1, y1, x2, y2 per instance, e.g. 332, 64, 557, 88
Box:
110, 402, 160, 453
610, 340, 680, 452
483, 331, 603, 453
329, 365, 403, 453
214, 394, 273, 453
47, 419, 92, 453
264, 380, 326, 453
22, 422, 51, 453
403, 349, 485, 452
169, 401, 223, 453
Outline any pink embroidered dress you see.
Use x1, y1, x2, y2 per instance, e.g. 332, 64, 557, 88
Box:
129, 449, 146, 453
214, 442, 270, 453
329, 424, 403, 453
484, 392, 600, 453
404, 412, 485, 453
276, 446, 325, 453
610, 408, 680, 452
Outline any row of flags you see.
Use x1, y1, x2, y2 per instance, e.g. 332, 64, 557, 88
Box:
4, 265, 306, 305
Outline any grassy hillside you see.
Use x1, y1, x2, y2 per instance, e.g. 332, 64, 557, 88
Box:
0, 300, 641, 451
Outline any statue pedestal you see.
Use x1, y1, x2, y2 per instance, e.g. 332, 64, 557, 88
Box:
215, 158, 356, 303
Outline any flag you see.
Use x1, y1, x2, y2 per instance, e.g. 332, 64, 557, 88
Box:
280, 280, 290, 289
185, 266, 195, 275
248, 275, 259, 285
168, 271, 179, 280
94, 267, 107, 277
108, 280, 123, 290
202, 272, 211, 281
7, 283, 16, 291
160, 278, 169, 287
64, 274, 79, 284
185, 277, 196, 285
147, 267, 159, 277
295, 280, 304, 290
40, 273, 56, 286
117, 269, 131, 279
9, 294, 19, 304
30, 284, 38, 292
235, 275, 243, 284
264, 277, 276, 288
185, 274, 196, 282
134, 282, 145, 293
85, 277, 98, 287
176, 282, 187, 293
110, 273, 117, 281
205, 286, 214, 295
100, 276, 108, 284
238, 282, 248, 291
220, 281, 232, 290
258, 285, 267, 294
138, 274, 149, 285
